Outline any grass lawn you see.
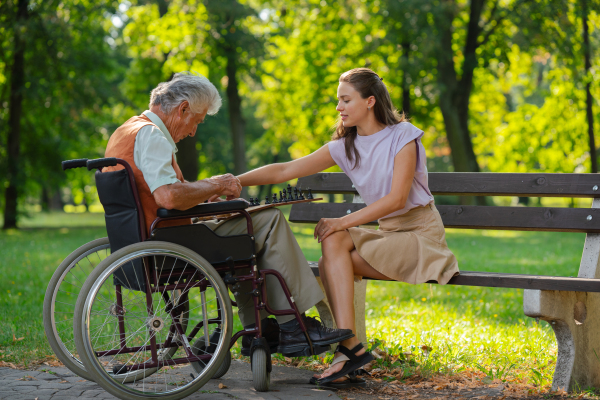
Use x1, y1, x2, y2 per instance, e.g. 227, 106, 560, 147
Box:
0, 209, 587, 391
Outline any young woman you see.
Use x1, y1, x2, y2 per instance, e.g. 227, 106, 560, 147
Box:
237, 68, 459, 386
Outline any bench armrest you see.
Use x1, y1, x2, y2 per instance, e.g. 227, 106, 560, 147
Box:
157, 200, 249, 218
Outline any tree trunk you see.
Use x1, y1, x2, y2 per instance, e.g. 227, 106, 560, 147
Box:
176, 136, 199, 181
226, 51, 247, 197
3, 0, 28, 229
401, 42, 411, 116
582, 0, 596, 173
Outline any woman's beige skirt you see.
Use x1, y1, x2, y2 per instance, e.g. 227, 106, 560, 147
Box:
348, 203, 459, 285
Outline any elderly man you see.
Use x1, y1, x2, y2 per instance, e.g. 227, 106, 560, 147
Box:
104, 72, 353, 356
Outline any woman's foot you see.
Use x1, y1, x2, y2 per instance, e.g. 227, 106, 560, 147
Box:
313, 338, 366, 382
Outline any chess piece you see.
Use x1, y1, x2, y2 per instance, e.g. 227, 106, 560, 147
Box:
283, 191, 288, 202
287, 184, 292, 199
249, 197, 254, 206
307, 188, 314, 199
279, 191, 284, 202
299, 188, 305, 200
293, 187, 299, 200
265, 195, 271, 205
272, 193, 278, 204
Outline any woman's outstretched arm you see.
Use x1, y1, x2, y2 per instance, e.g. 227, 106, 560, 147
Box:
237, 144, 336, 187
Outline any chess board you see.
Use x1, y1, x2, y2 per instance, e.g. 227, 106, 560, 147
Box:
193, 184, 321, 222
193, 197, 323, 222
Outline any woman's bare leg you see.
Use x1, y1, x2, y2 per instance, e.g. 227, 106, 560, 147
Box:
314, 230, 390, 380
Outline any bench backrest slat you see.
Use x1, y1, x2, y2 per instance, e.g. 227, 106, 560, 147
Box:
298, 172, 600, 198
289, 203, 600, 232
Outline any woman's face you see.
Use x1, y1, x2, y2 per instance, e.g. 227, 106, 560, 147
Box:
336, 81, 371, 127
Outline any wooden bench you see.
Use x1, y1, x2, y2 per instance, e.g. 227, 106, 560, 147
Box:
289, 172, 600, 392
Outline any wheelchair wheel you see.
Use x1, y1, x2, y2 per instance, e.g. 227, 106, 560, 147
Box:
74, 241, 233, 400
43, 237, 110, 381
251, 347, 270, 392
190, 327, 232, 379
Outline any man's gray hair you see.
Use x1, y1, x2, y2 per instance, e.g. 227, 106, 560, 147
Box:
149, 72, 222, 115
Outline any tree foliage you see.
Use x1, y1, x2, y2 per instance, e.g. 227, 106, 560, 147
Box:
2, 0, 600, 226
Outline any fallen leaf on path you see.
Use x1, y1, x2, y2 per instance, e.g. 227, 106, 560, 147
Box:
218, 383, 227, 389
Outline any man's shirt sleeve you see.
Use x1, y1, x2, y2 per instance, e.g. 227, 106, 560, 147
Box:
134, 125, 180, 193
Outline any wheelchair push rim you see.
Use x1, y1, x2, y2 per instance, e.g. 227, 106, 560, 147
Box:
43, 237, 111, 381
74, 241, 233, 400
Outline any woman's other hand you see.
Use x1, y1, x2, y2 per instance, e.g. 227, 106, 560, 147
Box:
314, 217, 346, 243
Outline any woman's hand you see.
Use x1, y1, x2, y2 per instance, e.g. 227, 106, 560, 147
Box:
314, 217, 346, 243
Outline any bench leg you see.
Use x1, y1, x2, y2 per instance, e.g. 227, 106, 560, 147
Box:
314, 277, 368, 346
524, 289, 600, 391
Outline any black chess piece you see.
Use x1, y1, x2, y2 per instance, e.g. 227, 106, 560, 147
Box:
307, 188, 314, 199
293, 187, 299, 200
299, 187, 305, 200
272, 193, 278, 204
287, 184, 292, 199
265, 195, 271, 205
249, 197, 254, 206
279, 191, 284, 202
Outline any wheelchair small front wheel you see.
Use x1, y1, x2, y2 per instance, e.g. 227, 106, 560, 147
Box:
74, 241, 233, 400
251, 347, 271, 392
43, 237, 110, 381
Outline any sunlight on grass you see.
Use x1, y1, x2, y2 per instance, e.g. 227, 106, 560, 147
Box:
0, 211, 587, 390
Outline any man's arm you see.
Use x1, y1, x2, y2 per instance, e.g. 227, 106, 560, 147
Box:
153, 174, 241, 210
134, 125, 241, 210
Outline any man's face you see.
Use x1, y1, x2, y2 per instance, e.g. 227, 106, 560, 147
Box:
171, 105, 208, 143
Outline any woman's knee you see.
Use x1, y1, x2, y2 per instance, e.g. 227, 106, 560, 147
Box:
321, 231, 353, 253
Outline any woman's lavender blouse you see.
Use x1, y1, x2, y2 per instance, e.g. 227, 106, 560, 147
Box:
327, 122, 434, 219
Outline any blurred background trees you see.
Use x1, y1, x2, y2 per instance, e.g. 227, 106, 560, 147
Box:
2, 0, 600, 227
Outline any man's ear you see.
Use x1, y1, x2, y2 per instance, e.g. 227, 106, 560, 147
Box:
178, 101, 190, 118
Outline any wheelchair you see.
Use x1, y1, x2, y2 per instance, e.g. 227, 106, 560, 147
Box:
44, 157, 322, 400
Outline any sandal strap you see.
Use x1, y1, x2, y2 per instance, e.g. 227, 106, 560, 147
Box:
336, 344, 361, 363
349, 342, 364, 353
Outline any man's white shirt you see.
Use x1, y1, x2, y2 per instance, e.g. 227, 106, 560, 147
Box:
134, 110, 180, 193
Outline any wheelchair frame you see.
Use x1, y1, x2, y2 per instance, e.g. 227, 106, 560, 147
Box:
59, 157, 318, 397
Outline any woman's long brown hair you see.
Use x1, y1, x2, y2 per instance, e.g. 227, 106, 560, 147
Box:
333, 68, 405, 169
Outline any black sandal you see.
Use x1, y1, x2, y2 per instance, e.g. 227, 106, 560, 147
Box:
309, 374, 366, 389
311, 343, 373, 385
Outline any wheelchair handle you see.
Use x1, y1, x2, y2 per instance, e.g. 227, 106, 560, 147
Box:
87, 157, 118, 171
61, 159, 89, 170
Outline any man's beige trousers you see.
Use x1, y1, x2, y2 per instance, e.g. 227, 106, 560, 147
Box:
203, 208, 324, 326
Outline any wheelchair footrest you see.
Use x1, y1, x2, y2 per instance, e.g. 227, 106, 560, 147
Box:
280, 343, 331, 358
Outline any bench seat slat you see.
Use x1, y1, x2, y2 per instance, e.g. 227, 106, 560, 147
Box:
298, 173, 600, 198
307, 263, 600, 292
290, 203, 600, 233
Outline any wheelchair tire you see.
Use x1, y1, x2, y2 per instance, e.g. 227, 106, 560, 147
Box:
251, 347, 270, 392
43, 237, 111, 381
74, 241, 233, 400
190, 336, 231, 379
211, 350, 231, 379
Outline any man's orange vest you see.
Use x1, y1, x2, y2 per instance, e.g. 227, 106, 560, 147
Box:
104, 114, 190, 236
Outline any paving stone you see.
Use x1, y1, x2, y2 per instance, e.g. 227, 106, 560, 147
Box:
0, 360, 346, 400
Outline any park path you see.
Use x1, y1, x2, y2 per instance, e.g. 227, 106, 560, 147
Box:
0, 360, 341, 400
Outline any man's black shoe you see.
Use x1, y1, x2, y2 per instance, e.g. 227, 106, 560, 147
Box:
241, 318, 280, 356
277, 316, 354, 355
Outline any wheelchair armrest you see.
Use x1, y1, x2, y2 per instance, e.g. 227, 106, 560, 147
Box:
157, 200, 249, 218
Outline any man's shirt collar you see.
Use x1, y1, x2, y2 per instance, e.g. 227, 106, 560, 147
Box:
142, 110, 178, 154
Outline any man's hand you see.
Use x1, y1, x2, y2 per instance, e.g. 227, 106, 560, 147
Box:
207, 173, 242, 199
